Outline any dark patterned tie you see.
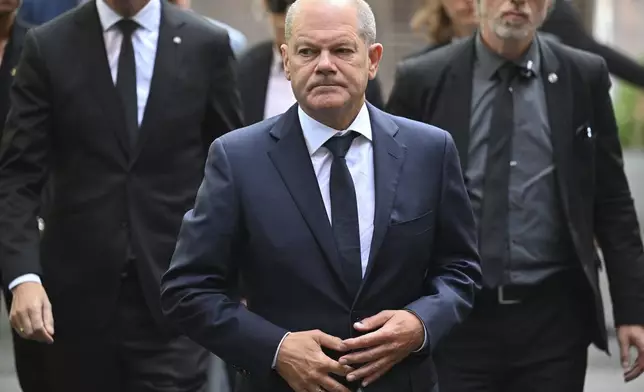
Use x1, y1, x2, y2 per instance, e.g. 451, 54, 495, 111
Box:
324, 131, 362, 298
479, 62, 523, 287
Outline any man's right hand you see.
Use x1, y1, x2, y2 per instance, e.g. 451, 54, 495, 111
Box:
9, 282, 54, 343
276, 329, 353, 392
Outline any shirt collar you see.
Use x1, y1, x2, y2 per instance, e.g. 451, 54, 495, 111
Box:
298, 103, 372, 156
475, 33, 541, 80
96, 0, 161, 33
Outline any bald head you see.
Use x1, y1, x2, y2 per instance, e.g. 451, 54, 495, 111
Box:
284, 0, 376, 45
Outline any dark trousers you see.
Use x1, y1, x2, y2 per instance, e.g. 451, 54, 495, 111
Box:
41, 268, 210, 392
434, 270, 594, 392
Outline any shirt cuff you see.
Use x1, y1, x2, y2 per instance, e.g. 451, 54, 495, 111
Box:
8, 274, 42, 291
405, 310, 428, 352
271, 332, 291, 369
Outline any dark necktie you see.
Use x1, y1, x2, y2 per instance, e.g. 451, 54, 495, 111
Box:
479, 63, 524, 288
324, 131, 362, 299
116, 19, 139, 149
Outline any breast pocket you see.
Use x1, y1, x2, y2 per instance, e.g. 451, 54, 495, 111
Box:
387, 210, 434, 237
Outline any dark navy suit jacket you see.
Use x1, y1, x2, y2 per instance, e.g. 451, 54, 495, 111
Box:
160, 103, 482, 392
18, 0, 79, 25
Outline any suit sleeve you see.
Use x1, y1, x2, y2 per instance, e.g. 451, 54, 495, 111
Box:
541, 0, 644, 87
405, 132, 482, 352
201, 31, 245, 151
160, 139, 289, 378
0, 30, 50, 286
591, 59, 644, 326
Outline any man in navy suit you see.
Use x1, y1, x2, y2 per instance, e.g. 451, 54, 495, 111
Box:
160, 0, 481, 391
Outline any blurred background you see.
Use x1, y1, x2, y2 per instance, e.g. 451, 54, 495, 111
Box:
1, 0, 644, 391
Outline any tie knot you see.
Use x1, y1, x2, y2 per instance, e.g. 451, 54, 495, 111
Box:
496, 62, 522, 83
116, 19, 140, 37
324, 131, 358, 158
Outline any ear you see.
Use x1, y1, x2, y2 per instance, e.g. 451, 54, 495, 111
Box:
280, 44, 291, 80
367, 43, 383, 81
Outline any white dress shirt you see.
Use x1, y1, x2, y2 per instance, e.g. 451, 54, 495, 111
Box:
263, 47, 296, 120
8, 0, 161, 291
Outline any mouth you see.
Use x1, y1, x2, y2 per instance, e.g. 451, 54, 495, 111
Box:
502, 11, 528, 20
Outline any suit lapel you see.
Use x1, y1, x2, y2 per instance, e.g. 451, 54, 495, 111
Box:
74, 2, 130, 164
358, 105, 405, 300
268, 105, 351, 297
130, 3, 184, 165
432, 39, 475, 170
540, 38, 574, 222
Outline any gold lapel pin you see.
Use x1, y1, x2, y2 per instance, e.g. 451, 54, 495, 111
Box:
11, 67, 16, 77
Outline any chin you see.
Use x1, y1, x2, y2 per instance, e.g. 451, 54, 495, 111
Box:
306, 92, 349, 110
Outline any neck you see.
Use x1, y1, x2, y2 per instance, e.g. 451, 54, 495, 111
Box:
105, 0, 151, 18
452, 23, 475, 39
0, 12, 15, 39
305, 99, 364, 131
480, 27, 533, 60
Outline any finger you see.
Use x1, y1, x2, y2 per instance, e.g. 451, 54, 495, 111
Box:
343, 329, 390, 350
339, 343, 391, 365
362, 361, 395, 387
323, 358, 354, 377
353, 311, 394, 332
346, 356, 393, 383
28, 304, 53, 344
624, 364, 643, 382
619, 334, 632, 370
42, 300, 55, 337
315, 331, 348, 352
318, 374, 352, 392
16, 309, 34, 338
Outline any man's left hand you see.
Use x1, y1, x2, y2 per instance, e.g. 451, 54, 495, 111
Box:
339, 310, 424, 387
618, 325, 644, 382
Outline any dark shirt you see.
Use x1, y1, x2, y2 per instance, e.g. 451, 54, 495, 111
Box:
467, 35, 574, 286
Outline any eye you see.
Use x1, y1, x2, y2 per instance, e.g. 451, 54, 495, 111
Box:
335, 48, 354, 54
298, 48, 315, 56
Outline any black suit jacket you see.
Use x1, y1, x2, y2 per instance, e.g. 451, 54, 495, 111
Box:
0, 1, 244, 337
237, 40, 385, 125
0, 18, 31, 291
160, 103, 482, 392
386, 35, 644, 351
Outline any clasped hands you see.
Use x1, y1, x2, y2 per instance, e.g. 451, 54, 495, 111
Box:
276, 310, 424, 392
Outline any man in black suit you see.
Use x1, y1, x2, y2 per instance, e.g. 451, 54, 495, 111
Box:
0, 4, 51, 392
0, 0, 244, 391
387, 0, 644, 390
160, 0, 481, 391
237, 0, 384, 126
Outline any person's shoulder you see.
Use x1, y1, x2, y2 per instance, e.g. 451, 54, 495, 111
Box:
169, 6, 229, 43
27, 2, 79, 40
541, 35, 607, 75
238, 40, 274, 67
397, 38, 469, 79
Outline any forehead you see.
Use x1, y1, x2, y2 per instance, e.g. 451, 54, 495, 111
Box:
291, 3, 361, 39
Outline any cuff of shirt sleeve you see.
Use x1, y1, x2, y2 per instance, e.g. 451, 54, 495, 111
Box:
271, 332, 291, 369
8, 274, 42, 291
405, 310, 428, 352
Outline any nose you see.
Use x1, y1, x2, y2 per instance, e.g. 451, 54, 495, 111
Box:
315, 50, 337, 75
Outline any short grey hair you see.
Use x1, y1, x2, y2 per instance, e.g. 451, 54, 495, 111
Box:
284, 0, 377, 46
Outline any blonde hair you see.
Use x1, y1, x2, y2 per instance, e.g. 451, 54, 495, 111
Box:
410, 0, 455, 46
